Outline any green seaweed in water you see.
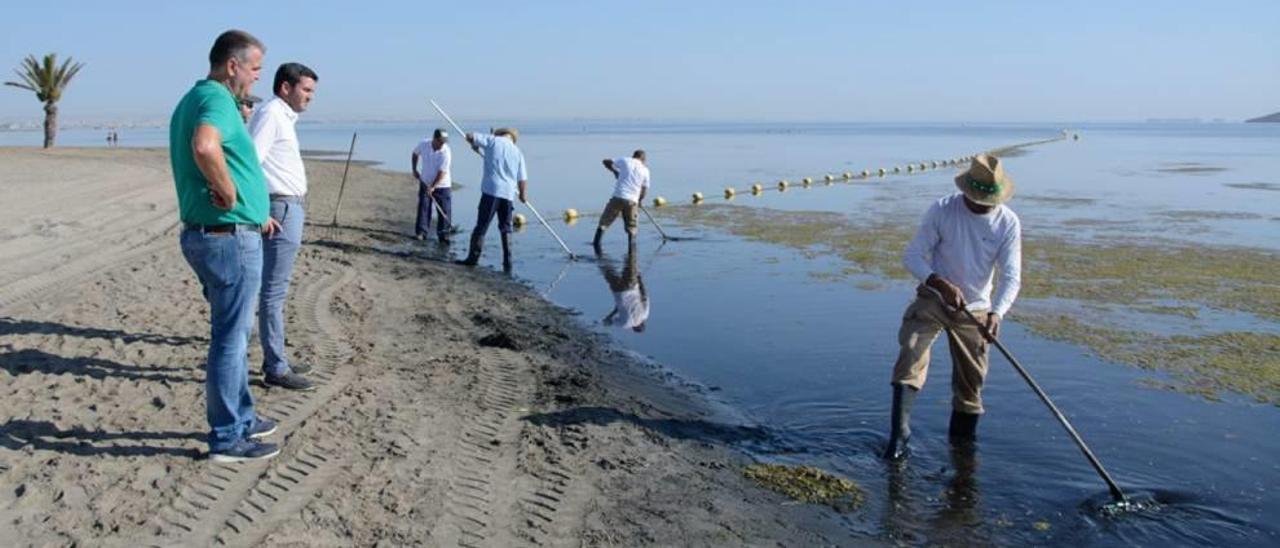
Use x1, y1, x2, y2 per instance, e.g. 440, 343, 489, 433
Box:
743, 464, 866, 512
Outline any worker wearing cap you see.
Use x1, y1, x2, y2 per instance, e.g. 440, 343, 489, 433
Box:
411, 128, 453, 243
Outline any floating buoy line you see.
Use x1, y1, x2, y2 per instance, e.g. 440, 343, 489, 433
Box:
504, 133, 1074, 229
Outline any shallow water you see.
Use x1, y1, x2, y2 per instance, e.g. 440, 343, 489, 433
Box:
8, 121, 1278, 545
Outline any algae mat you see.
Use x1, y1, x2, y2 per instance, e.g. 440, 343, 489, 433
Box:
661, 204, 1280, 404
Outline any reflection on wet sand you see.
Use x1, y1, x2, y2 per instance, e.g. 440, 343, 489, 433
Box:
598, 248, 650, 333
883, 444, 987, 545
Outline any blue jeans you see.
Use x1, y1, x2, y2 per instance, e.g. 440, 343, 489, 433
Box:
416, 186, 452, 239
180, 227, 262, 452
259, 197, 305, 377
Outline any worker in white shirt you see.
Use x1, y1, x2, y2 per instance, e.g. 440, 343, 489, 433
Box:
593, 150, 649, 254
411, 128, 453, 243
883, 154, 1023, 460
248, 62, 319, 392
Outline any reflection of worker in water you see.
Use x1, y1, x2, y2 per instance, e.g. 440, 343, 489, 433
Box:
600, 248, 649, 332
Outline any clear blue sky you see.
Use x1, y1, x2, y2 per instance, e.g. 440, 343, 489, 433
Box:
1, 1, 1276, 123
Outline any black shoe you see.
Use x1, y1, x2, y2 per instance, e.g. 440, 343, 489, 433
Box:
948, 410, 980, 442
456, 256, 479, 266
883, 384, 918, 460
210, 439, 281, 463
264, 372, 316, 391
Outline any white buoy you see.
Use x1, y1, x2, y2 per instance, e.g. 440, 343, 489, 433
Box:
824, 174, 835, 182
893, 166, 901, 174
906, 165, 914, 173
562, 209, 578, 222
692, 192, 704, 203
514, 213, 527, 227
843, 172, 853, 180
878, 168, 886, 176
751, 183, 764, 194
653, 196, 668, 207
860, 170, 869, 177
802, 177, 812, 186
724, 187, 736, 198
931, 161, 938, 168
778, 180, 789, 190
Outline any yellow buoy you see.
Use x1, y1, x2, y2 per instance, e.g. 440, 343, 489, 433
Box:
653, 196, 668, 207
692, 192, 704, 203
513, 213, 527, 227
778, 180, 789, 190
724, 187, 736, 198
751, 183, 764, 194
562, 209, 578, 222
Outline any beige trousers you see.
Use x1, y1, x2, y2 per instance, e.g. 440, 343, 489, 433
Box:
598, 197, 639, 235
890, 286, 991, 414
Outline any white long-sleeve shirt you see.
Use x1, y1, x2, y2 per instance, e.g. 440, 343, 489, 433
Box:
248, 96, 307, 197
903, 193, 1022, 317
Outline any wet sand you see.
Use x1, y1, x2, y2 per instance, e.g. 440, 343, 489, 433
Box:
0, 148, 860, 546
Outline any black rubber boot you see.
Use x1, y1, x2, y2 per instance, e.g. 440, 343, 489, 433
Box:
592, 228, 605, 254
500, 233, 513, 271
457, 233, 482, 266
883, 384, 918, 460
948, 410, 980, 442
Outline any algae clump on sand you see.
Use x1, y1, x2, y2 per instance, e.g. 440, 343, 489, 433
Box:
743, 464, 866, 512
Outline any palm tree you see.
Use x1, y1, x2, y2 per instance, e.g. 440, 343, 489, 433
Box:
5, 54, 85, 148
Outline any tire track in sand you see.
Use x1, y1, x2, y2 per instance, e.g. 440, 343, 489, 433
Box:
146, 263, 357, 546
429, 348, 534, 548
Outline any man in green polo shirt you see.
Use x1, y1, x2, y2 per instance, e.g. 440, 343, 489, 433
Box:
170, 29, 282, 463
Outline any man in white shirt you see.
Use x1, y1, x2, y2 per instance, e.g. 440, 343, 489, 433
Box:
883, 154, 1022, 460
411, 128, 453, 243
593, 150, 650, 253
248, 62, 318, 391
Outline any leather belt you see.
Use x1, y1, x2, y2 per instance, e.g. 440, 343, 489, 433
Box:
183, 223, 260, 234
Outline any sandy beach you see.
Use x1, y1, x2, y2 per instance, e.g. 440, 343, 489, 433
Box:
0, 147, 860, 546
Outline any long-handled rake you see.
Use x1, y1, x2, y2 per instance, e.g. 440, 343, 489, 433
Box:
924, 286, 1127, 504
638, 205, 700, 241
430, 99, 576, 260
325, 131, 358, 240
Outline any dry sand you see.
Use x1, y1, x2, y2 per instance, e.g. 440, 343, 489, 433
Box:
0, 147, 861, 546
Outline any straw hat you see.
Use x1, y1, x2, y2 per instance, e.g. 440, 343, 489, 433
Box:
954, 154, 1015, 206
494, 127, 519, 143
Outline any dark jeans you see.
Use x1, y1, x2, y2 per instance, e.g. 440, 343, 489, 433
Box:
472, 193, 514, 239
415, 185, 452, 238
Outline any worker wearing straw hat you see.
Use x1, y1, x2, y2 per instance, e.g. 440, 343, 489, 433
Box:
459, 127, 527, 270
883, 154, 1022, 460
